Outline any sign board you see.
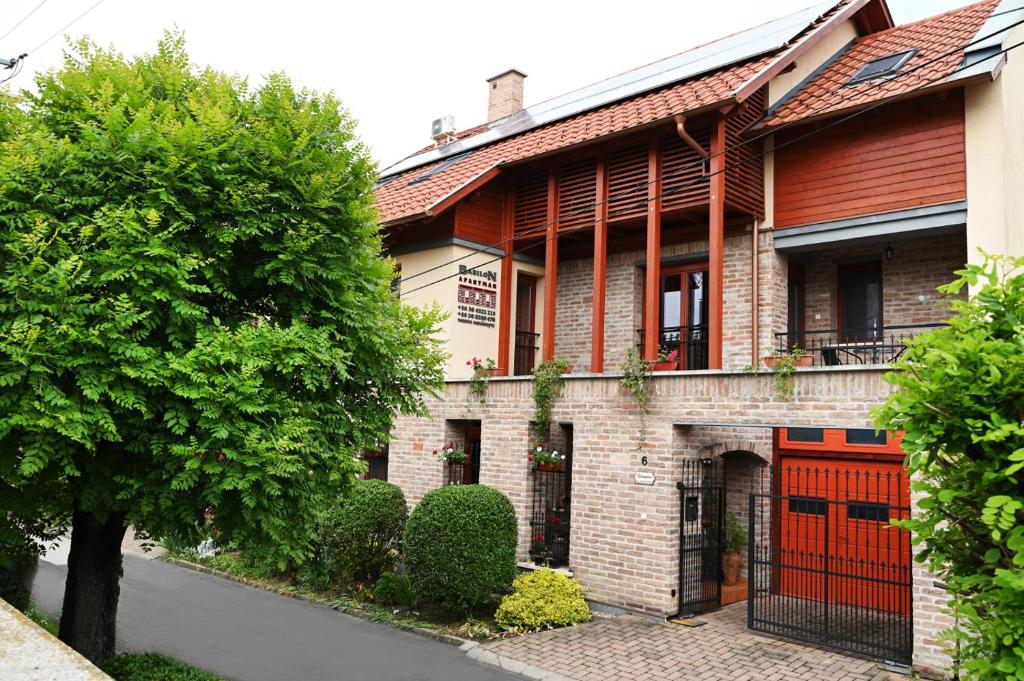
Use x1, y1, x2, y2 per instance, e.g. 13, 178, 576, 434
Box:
634, 471, 656, 486
456, 265, 497, 328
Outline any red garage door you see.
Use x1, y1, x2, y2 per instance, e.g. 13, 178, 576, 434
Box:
777, 453, 911, 615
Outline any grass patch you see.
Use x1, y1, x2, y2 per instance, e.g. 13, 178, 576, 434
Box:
163, 550, 507, 641
25, 602, 58, 637
104, 653, 226, 681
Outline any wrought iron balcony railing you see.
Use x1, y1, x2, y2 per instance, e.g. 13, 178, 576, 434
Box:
773, 323, 946, 367
636, 324, 709, 370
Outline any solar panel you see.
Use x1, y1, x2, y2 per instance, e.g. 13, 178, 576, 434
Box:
380, 0, 837, 179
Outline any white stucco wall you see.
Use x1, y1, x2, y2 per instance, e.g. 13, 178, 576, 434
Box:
767, 20, 859, 108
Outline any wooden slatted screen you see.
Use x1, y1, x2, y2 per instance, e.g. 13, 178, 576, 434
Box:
513, 171, 548, 238
724, 86, 766, 219
607, 143, 649, 220
661, 129, 711, 212
557, 159, 597, 233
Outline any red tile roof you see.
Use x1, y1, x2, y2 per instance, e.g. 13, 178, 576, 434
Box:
374, 55, 773, 225
760, 0, 1000, 129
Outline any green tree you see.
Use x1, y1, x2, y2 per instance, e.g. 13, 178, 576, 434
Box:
874, 254, 1024, 679
0, 35, 444, 664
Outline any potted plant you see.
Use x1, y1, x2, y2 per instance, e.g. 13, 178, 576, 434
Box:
721, 512, 747, 587
433, 443, 468, 464
762, 347, 812, 369
651, 348, 679, 371
530, 444, 566, 472
467, 357, 500, 404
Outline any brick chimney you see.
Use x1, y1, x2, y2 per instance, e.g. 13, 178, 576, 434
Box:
487, 69, 527, 123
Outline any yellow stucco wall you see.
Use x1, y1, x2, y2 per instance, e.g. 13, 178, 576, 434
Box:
965, 23, 1024, 262
767, 20, 858, 108
396, 244, 508, 379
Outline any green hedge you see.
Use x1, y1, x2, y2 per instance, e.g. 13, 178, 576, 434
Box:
104, 653, 225, 681
320, 479, 407, 583
373, 571, 417, 607
403, 484, 517, 611
495, 569, 591, 630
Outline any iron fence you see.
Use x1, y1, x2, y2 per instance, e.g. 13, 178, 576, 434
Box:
773, 323, 945, 367
530, 467, 571, 567
748, 464, 913, 665
445, 440, 480, 486
677, 458, 724, 616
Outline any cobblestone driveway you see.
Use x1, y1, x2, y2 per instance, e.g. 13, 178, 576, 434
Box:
482, 603, 892, 681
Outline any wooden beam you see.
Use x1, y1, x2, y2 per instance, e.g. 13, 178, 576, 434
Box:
591, 158, 608, 373
542, 171, 558, 361
496, 179, 514, 376
643, 140, 662, 362
426, 165, 502, 218
709, 116, 727, 370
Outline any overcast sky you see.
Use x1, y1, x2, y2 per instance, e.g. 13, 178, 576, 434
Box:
1, 0, 973, 169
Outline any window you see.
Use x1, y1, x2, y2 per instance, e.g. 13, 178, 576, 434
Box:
845, 429, 887, 446
839, 263, 883, 341
789, 496, 828, 515
514, 274, 538, 376
845, 50, 917, 86
848, 501, 890, 522
787, 427, 825, 443
407, 151, 473, 185
647, 263, 709, 369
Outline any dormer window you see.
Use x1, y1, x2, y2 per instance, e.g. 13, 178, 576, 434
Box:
845, 49, 917, 86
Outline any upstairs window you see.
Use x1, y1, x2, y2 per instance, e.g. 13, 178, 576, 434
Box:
845, 49, 917, 86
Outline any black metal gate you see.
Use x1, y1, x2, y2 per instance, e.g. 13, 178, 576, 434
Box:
530, 463, 571, 567
747, 464, 913, 665
676, 457, 724, 616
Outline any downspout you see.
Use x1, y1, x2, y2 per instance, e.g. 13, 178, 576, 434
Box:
674, 114, 710, 162
751, 218, 760, 367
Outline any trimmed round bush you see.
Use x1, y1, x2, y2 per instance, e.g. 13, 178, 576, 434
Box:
495, 569, 591, 630
373, 571, 417, 607
403, 484, 517, 611
320, 479, 407, 583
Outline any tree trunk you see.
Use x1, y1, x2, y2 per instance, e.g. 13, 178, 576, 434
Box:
58, 510, 127, 666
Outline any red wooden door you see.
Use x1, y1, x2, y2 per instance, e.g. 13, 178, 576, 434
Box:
777, 455, 910, 616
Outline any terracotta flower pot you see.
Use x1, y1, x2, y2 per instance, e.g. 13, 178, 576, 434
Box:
537, 462, 565, 472
721, 552, 742, 586
651, 360, 679, 371
559, 364, 574, 374
762, 354, 813, 368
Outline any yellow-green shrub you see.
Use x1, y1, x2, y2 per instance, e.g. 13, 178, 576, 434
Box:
494, 569, 591, 630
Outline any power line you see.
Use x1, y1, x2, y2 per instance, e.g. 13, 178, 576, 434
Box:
398, 37, 1024, 300
0, 0, 50, 43
27, 0, 107, 56
394, 12, 1024, 289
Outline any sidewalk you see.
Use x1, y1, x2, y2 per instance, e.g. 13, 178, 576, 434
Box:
481, 603, 894, 681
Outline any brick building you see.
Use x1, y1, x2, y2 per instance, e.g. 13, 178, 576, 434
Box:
372, 0, 1024, 675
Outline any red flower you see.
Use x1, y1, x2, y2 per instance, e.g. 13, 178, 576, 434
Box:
528, 454, 534, 462
218, 453, 225, 461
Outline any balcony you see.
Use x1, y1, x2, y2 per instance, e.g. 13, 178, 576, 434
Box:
636, 325, 709, 370
774, 323, 946, 367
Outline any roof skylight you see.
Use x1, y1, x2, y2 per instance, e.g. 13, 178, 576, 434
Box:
407, 152, 473, 185
845, 49, 917, 86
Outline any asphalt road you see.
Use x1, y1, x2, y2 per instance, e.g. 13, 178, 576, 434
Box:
33, 555, 522, 681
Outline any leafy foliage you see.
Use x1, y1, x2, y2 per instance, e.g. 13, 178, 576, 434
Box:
874, 254, 1024, 679
0, 34, 445, 571
494, 569, 591, 631
0, 553, 38, 612
531, 358, 571, 429
104, 653, 226, 681
619, 348, 652, 450
403, 485, 517, 612
722, 512, 746, 554
319, 480, 408, 583
373, 571, 417, 607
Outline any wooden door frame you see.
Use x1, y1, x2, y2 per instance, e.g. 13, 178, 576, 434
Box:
640, 260, 709, 364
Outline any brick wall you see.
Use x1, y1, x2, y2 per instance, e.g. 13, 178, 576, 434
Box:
802, 233, 966, 331
554, 233, 756, 372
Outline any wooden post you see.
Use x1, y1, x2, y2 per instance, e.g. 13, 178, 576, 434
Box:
496, 180, 514, 376
709, 115, 727, 370
542, 171, 558, 361
591, 158, 608, 373
643, 140, 662, 361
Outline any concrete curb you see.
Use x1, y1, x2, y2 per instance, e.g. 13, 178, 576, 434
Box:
161, 556, 470, 648
462, 641, 574, 681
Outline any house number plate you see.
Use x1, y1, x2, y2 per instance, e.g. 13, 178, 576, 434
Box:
634, 472, 656, 486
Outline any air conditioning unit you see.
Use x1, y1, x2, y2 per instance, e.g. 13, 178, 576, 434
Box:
431, 115, 456, 145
